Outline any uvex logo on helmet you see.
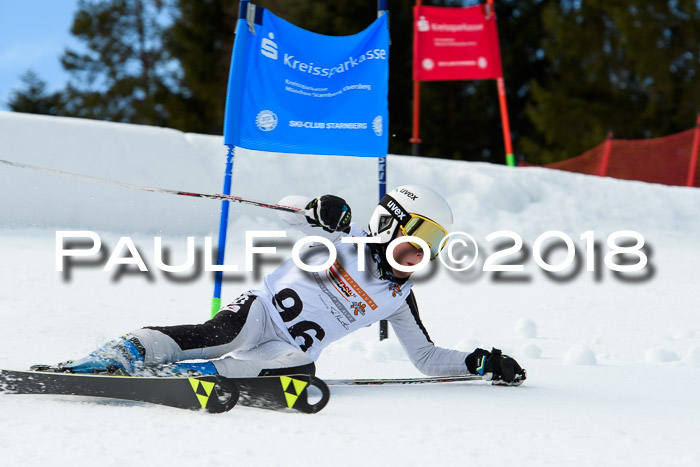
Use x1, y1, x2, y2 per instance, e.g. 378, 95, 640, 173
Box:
386, 200, 407, 222
398, 189, 418, 200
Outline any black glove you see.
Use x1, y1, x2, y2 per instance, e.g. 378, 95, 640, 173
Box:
305, 195, 352, 233
466, 347, 526, 386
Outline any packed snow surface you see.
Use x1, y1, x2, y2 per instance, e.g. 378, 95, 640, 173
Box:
1, 111, 700, 466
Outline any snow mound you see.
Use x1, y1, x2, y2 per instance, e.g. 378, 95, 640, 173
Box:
515, 318, 537, 338
685, 346, 700, 366
564, 344, 597, 366
645, 347, 680, 363
519, 342, 542, 359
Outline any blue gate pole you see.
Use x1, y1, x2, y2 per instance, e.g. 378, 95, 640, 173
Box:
378, 155, 389, 340
378, 0, 390, 340
211, 144, 236, 317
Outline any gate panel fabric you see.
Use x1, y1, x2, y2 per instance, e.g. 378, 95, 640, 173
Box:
223, 3, 390, 157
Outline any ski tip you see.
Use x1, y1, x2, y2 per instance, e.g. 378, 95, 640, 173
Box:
229, 374, 331, 413
273, 374, 330, 413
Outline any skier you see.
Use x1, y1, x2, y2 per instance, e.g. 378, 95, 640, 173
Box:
51, 185, 525, 385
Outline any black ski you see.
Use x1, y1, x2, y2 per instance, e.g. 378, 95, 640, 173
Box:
0, 369, 238, 413
326, 374, 484, 386
0, 369, 330, 413
326, 372, 525, 386
235, 375, 330, 413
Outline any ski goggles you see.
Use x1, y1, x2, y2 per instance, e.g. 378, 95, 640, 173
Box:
400, 214, 448, 260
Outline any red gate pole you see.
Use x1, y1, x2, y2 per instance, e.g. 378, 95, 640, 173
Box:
487, 0, 515, 167
410, 81, 422, 156
686, 114, 700, 187
496, 77, 514, 166
411, 0, 423, 156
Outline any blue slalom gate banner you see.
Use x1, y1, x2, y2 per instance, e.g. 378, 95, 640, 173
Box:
223, 3, 389, 157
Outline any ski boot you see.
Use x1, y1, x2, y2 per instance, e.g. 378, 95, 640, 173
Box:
46, 335, 147, 375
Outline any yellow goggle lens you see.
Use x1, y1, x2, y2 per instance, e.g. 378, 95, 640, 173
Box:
400, 215, 448, 259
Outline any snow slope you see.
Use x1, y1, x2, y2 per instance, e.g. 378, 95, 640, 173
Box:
1, 112, 700, 466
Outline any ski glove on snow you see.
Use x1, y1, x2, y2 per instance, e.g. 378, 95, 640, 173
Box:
466, 347, 526, 385
305, 195, 352, 233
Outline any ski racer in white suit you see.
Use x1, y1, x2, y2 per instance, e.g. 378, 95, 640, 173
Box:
57, 185, 525, 385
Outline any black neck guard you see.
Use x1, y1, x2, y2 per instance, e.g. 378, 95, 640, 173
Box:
368, 242, 409, 285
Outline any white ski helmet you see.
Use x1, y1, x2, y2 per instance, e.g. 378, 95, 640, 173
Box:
368, 185, 453, 259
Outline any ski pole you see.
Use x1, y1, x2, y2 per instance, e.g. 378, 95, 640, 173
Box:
0, 158, 303, 214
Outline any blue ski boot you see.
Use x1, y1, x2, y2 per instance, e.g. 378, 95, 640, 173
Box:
61, 335, 147, 375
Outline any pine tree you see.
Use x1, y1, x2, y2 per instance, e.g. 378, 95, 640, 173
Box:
7, 71, 65, 116
162, 0, 239, 134
59, 0, 174, 126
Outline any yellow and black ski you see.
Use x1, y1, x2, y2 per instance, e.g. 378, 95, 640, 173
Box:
0, 369, 330, 414
234, 374, 330, 414
0, 369, 238, 413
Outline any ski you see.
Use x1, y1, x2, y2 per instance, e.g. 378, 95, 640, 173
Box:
0, 369, 330, 413
326, 374, 485, 386
326, 372, 525, 386
234, 375, 330, 413
0, 369, 238, 413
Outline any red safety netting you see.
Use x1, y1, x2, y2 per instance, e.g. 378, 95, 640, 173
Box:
521, 123, 700, 188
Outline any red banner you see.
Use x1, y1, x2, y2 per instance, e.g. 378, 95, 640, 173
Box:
413, 5, 503, 81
